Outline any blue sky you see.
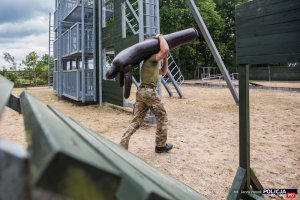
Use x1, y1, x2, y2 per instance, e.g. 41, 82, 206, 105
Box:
0, 0, 55, 69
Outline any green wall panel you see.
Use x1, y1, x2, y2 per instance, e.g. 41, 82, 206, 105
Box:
236, 0, 300, 64
101, 0, 139, 106
249, 66, 300, 81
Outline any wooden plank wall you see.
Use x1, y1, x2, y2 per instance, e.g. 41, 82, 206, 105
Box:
101, 0, 139, 106
236, 0, 300, 64
249, 66, 300, 80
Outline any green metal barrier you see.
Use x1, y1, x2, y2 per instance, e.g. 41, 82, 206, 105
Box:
0, 75, 207, 200
0, 139, 30, 200
49, 106, 207, 200
20, 92, 121, 200
20, 91, 207, 200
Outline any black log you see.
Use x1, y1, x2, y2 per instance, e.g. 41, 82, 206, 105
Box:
106, 28, 198, 79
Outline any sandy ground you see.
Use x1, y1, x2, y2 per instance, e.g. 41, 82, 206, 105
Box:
0, 81, 299, 200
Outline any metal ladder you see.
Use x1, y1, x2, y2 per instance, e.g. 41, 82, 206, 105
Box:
124, 0, 159, 38
162, 53, 185, 98
143, 0, 159, 39
124, 0, 140, 35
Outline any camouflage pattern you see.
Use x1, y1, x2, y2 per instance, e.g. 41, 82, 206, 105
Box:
120, 87, 168, 149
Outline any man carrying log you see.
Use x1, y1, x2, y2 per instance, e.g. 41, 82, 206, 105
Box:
120, 34, 173, 153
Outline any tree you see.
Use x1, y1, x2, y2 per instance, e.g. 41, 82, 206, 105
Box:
22, 51, 47, 85
213, 0, 249, 72
3, 52, 17, 70
41, 54, 54, 71
1, 52, 18, 82
160, 0, 226, 79
160, 0, 251, 78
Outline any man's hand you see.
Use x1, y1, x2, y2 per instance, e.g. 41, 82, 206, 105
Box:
153, 34, 163, 39
155, 34, 169, 61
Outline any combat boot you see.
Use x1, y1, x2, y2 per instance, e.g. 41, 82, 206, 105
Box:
155, 143, 173, 153
120, 140, 129, 150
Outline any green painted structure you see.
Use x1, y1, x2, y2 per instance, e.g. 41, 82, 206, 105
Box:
236, 0, 300, 64
100, 0, 140, 106
53, 0, 162, 106
228, 0, 300, 199
249, 65, 300, 81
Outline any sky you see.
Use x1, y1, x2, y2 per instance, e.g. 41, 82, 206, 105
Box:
0, 0, 55, 69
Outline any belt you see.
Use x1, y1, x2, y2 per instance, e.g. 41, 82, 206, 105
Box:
139, 85, 157, 90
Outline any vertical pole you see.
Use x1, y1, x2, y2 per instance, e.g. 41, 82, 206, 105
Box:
93, 0, 99, 102
138, 0, 144, 42
145, 0, 149, 36
121, 2, 126, 38
239, 64, 250, 190
155, 0, 160, 34
186, 0, 239, 105
58, 1, 63, 96
138, 0, 144, 93
268, 64, 271, 81
156, 0, 162, 97
81, 0, 86, 103
48, 13, 51, 87
98, 0, 103, 107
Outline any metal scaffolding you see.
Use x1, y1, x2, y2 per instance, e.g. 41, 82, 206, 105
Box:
51, 0, 185, 104
52, 0, 95, 103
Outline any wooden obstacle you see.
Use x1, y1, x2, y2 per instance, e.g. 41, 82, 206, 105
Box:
228, 0, 300, 199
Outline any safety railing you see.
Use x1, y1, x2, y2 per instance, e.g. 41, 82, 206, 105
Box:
53, 71, 59, 92
69, 23, 94, 55
62, 30, 70, 57
53, 39, 58, 60
62, 70, 80, 100
62, 0, 94, 20
54, 9, 58, 30
84, 69, 95, 100
62, 69, 95, 101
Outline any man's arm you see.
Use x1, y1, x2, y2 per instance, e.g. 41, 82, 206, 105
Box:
155, 34, 169, 61
159, 57, 168, 75
154, 34, 169, 75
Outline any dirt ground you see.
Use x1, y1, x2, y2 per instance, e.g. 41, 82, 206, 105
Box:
0, 81, 299, 200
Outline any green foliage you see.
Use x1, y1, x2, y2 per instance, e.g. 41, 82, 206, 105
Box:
22, 51, 50, 86
0, 51, 51, 87
4, 71, 18, 83
2, 52, 17, 70
213, 0, 248, 72
160, 0, 249, 78
160, 0, 226, 78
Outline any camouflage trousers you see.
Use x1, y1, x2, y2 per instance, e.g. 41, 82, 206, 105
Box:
120, 87, 168, 149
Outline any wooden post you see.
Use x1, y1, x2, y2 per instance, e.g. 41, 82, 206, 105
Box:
227, 64, 263, 200
239, 64, 250, 189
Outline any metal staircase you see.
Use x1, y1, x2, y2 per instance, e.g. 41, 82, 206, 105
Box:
162, 54, 185, 98
124, 0, 185, 98
124, 0, 139, 35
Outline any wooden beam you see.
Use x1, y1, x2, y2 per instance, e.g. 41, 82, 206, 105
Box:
227, 167, 247, 200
